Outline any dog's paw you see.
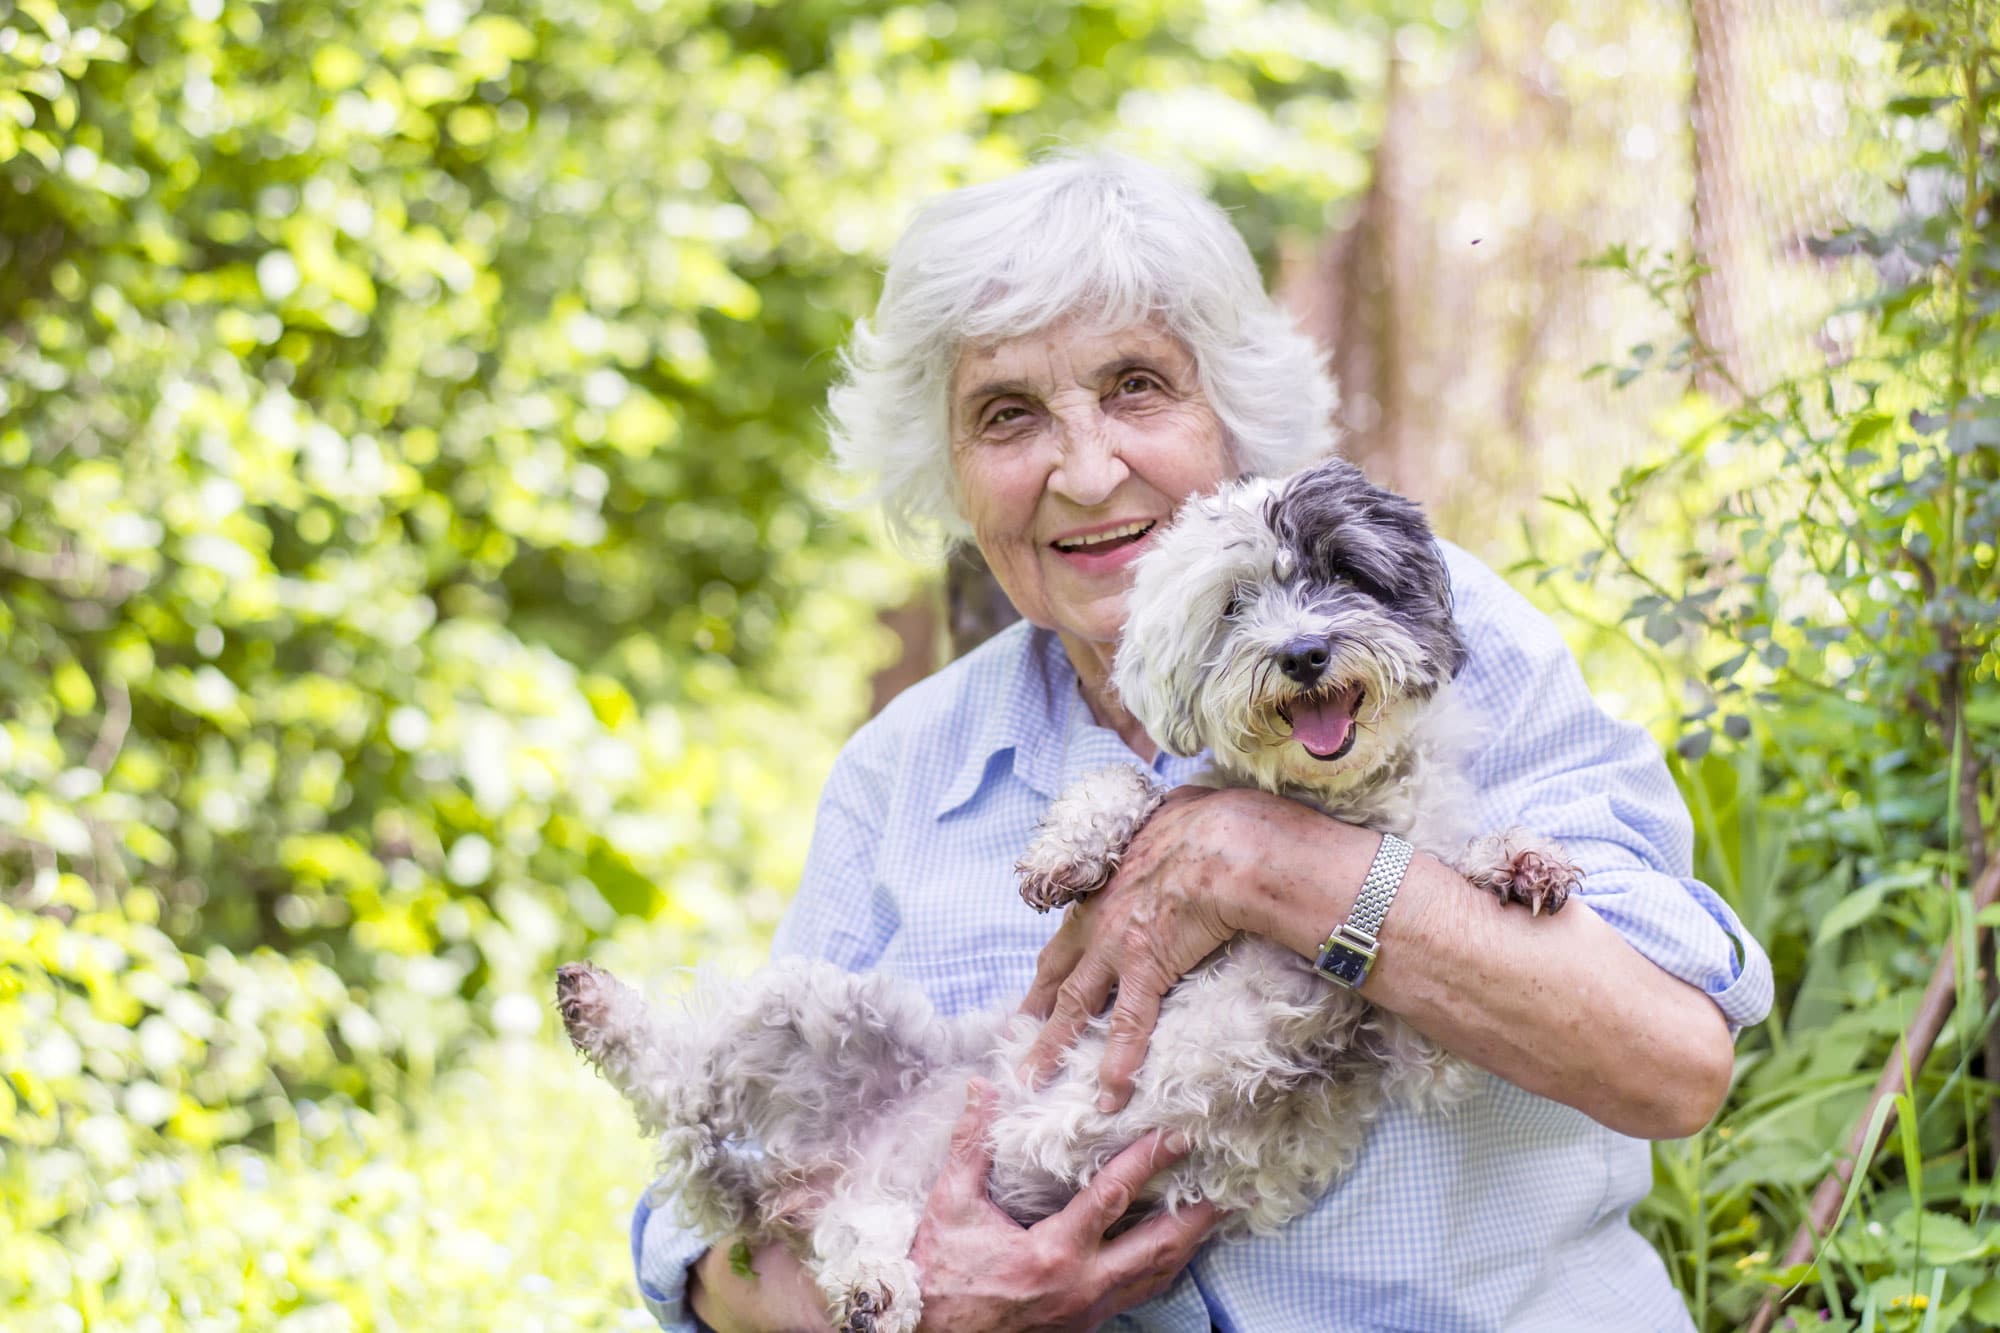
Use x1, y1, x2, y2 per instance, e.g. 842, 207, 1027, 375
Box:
821, 1251, 922, 1333
838, 1285, 885, 1333
835, 1280, 918, 1333
1017, 859, 1115, 913
1457, 830, 1581, 916
1015, 765, 1167, 913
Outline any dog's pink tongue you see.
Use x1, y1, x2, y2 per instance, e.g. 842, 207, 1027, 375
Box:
1290, 693, 1358, 755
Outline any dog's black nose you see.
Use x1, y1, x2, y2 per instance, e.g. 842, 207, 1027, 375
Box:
1276, 638, 1331, 685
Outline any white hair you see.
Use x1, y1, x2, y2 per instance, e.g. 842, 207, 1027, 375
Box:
826, 151, 1340, 547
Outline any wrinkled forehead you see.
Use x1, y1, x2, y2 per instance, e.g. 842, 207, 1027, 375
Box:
948, 317, 1196, 400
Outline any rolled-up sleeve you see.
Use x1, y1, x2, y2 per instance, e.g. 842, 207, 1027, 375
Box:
1447, 546, 1774, 1032
631, 723, 900, 1328
631, 1196, 710, 1333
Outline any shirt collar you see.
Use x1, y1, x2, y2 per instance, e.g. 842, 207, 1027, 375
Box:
933, 624, 1078, 818
931, 625, 1210, 818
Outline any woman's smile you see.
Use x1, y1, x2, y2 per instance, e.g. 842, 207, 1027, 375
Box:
1048, 517, 1161, 574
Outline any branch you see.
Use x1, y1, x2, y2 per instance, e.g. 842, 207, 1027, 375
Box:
86, 678, 131, 775
1905, 686, 1944, 730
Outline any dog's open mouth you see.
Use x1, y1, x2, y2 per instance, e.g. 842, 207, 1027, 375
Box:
1277, 684, 1365, 761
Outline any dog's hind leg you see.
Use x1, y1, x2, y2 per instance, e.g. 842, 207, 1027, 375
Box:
558, 959, 970, 1241
1016, 765, 1168, 912
559, 959, 967, 1134
556, 960, 762, 1236
564, 959, 981, 1164
557, 961, 690, 1134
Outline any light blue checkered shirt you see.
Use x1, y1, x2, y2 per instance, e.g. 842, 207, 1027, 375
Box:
632, 541, 1773, 1332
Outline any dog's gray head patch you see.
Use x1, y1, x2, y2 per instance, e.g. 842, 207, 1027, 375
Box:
1262, 459, 1467, 690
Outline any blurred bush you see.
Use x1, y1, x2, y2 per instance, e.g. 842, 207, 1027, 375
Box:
2, 878, 658, 1329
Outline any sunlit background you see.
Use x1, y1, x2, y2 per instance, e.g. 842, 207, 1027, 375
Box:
6, 0, 1996, 1329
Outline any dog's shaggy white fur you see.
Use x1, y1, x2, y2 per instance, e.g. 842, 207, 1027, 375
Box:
558, 459, 1581, 1332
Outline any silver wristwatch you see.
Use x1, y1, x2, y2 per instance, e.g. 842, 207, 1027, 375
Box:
1313, 832, 1414, 990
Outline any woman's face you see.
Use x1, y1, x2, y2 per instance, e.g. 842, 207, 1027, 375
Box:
948, 320, 1235, 651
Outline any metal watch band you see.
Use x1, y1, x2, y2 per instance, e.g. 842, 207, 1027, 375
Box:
1313, 832, 1415, 988
1345, 832, 1413, 942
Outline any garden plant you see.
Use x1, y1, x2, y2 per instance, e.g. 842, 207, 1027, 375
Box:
1527, 3, 2000, 1327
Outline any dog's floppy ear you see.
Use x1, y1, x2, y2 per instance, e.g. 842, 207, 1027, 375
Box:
1113, 484, 1277, 757
1112, 637, 1205, 758
1268, 459, 1468, 681
1113, 517, 1213, 758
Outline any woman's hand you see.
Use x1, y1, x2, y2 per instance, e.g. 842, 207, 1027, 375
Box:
912, 1079, 1223, 1332
1017, 785, 1335, 1113
689, 1236, 831, 1333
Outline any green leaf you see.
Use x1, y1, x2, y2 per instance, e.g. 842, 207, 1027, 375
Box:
1814, 883, 1889, 945
730, 1240, 758, 1280
1886, 95, 1951, 116
1889, 1209, 1992, 1263
51, 659, 96, 714
1970, 1277, 2000, 1324
586, 846, 666, 920
1821, 1094, 1901, 1251
1893, 1091, 1922, 1214
1707, 649, 1751, 682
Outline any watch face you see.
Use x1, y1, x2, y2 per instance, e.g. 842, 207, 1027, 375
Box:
1315, 943, 1371, 989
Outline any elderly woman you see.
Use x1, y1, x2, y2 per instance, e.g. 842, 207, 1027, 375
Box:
632, 153, 1771, 1332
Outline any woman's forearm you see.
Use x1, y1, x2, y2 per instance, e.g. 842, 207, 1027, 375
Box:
1229, 798, 1734, 1139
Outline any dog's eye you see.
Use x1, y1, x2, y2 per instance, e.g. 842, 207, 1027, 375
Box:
1222, 594, 1244, 619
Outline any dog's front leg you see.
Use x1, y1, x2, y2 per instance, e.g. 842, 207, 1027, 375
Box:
1455, 828, 1583, 916
1015, 764, 1169, 913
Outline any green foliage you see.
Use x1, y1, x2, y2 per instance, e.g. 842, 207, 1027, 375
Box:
0, 0, 1426, 1323
1527, 4, 2000, 1327
0, 0, 1420, 987
1, 879, 656, 1329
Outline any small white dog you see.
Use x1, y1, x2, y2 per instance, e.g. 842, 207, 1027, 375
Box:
558, 458, 1580, 1333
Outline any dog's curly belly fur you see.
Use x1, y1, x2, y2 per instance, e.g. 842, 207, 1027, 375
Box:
984, 935, 1462, 1236
557, 938, 1456, 1331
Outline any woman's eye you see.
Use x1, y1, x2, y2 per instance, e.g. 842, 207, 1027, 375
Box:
986, 405, 1027, 428
1118, 374, 1158, 395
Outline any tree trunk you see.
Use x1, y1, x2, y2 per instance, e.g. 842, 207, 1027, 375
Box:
1289, 53, 1418, 496
1688, 0, 1751, 396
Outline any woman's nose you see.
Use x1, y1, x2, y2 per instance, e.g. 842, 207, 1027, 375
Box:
1048, 414, 1128, 506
